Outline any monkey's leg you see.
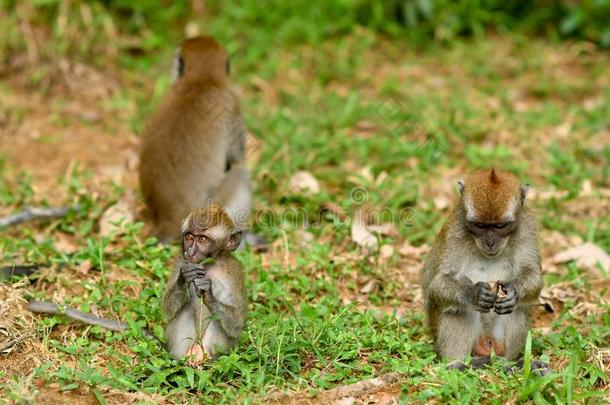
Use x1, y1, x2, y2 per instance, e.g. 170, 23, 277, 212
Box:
165, 305, 197, 359
211, 166, 252, 231
493, 308, 528, 361
201, 320, 231, 358
437, 308, 481, 363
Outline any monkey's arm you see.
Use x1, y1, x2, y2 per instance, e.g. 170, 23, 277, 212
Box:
506, 264, 542, 306
201, 266, 247, 340
225, 119, 246, 168
426, 269, 496, 313
426, 271, 472, 309
161, 268, 190, 321
495, 261, 542, 314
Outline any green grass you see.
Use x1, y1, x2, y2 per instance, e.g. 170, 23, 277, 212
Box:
1, 1, 609, 403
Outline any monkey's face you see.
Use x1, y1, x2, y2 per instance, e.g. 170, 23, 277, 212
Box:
182, 225, 243, 263
466, 220, 516, 258
182, 231, 217, 264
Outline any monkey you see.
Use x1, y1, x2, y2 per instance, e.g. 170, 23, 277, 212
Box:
420, 168, 548, 373
139, 36, 252, 243
27, 205, 247, 365
161, 203, 248, 363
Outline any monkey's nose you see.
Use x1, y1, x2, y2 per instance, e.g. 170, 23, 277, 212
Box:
485, 240, 496, 249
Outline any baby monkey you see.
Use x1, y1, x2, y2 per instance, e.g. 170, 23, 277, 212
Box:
421, 168, 547, 372
28, 205, 247, 365
162, 203, 248, 364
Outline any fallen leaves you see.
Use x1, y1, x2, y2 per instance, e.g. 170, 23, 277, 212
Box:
350, 207, 378, 252
99, 200, 134, 237
551, 242, 610, 277
289, 170, 321, 194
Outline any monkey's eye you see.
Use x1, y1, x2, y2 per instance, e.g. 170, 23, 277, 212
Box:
494, 223, 508, 229
185, 233, 194, 241
197, 235, 211, 243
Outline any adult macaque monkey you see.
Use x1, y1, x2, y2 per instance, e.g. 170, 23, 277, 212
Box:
139, 36, 251, 242
28, 205, 247, 365
162, 204, 248, 363
421, 168, 547, 372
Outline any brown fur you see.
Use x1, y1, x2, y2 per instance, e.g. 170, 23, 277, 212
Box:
421, 168, 542, 363
162, 206, 248, 360
139, 36, 249, 242
463, 168, 521, 222
180, 37, 229, 83
185, 203, 235, 233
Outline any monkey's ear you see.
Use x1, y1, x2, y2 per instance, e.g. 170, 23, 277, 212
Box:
457, 181, 465, 196
520, 183, 530, 205
226, 231, 243, 251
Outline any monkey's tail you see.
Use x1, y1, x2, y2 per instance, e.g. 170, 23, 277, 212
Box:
27, 300, 158, 341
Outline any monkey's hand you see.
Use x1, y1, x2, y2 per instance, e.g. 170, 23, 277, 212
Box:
180, 263, 206, 285
494, 282, 519, 314
193, 276, 213, 300
469, 282, 497, 313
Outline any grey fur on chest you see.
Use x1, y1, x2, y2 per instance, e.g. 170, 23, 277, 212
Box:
452, 253, 517, 284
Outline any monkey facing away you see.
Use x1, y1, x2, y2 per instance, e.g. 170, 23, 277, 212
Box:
28, 205, 248, 365
420, 168, 545, 371
139, 36, 251, 242
162, 203, 248, 363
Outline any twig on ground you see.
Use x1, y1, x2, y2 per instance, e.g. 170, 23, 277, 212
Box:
0, 205, 80, 228
318, 372, 402, 400
0, 334, 31, 353
0, 264, 44, 280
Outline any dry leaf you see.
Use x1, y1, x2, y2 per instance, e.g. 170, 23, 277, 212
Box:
99, 201, 134, 237
551, 243, 610, 277
360, 279, 378, 294
398, 241, 429, 258
529, 188, 569, 200
379, 244, 395, 260
433, 196, 450, 210
289, 171, 320, 194
53, 233, 77, 253
77, 259, 92, 275
295, 229, 314, 248
351, 208, 378, 253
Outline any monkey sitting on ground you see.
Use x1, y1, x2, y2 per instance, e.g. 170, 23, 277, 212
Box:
28, 204, 248, 365
139, 36, 252, 243
420, 168, 548, 373
162, 203, 248, 363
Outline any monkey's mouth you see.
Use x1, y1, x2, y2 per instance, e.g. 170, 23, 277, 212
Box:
481, 250, 501, 258
475, 240, 503, 258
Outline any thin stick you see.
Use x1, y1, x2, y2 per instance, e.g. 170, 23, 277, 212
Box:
0, 205, 80, 228
0, 264, 43, 280
0, 334, 31, 353
317, 372, 402, 400
277, 372, 402, 403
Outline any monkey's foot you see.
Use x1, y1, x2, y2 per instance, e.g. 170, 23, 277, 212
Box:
446, 360, 466, 371
185, 343, 208, 366
508, 359, 551, 376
